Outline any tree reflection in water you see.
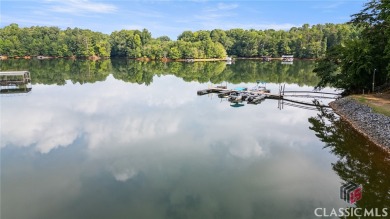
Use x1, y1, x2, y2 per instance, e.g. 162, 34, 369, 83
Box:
308, 107, 390, 210
0, 59, 320, 86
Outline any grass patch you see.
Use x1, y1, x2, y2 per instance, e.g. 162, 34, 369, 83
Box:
352, 95, 390, 117
369, 105, 390, 117
355, 96, 367, 104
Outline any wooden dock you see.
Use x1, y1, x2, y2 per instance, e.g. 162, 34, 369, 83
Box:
197, 85, 339, 108
197, 87, 281, 99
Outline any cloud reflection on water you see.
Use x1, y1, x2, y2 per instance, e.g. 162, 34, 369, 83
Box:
1, 75, 193, 153
1, 74, 345, 219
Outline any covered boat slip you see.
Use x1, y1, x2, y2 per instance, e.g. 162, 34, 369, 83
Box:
0, 71, 32, 94
0, 71, 31, 85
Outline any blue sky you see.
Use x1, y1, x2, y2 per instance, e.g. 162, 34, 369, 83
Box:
1, 0, 367, 39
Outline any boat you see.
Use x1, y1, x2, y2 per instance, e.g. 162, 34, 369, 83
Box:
247, 94, 266, 104
251, 81, 270, 93
233, 87, 248, 92
230, 102, 245, 108
217, 90, 233, 98
227, 91, 243, 103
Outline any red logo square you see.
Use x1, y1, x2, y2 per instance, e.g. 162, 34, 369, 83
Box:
349, 186, 362, 204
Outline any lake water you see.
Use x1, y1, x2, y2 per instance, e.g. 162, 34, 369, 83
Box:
1, 59, 389, 219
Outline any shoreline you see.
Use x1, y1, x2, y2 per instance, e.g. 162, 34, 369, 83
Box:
0, 55, 317, 62
330, 97, 390, 154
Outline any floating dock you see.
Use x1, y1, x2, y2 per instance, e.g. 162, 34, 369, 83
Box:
197, 84, 340, 108
197, 87, 281, 99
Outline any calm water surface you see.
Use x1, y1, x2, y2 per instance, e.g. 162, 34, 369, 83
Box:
1, 59, 389, 219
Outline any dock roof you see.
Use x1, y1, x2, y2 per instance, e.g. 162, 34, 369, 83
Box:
0, 71, 30, 76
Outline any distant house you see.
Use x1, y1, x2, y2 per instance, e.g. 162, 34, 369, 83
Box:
282, 55, 294, 62
226, 56, 234, 65
37, 55, 50, 59
262, 56, 271, 62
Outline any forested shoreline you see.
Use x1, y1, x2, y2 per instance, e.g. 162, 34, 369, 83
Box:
0, 23, 361, 60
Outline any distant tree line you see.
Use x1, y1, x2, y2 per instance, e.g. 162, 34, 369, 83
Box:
0, 23, 361, 59
0, 24, 111, 58
0, 58, 320, 86
314, 0, 389, 93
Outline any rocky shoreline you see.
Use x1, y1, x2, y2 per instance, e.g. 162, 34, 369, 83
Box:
330, 97, 390, 153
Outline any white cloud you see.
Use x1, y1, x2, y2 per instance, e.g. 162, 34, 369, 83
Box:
228, 138, 266, 159
0, 15, 74, 27
119, 24, 146, 30
130, 9, 164, 18
312, 1, 345, 10
46, 0, 117, 14
191, 19, 299, 32
112, 168, 138, 182
241, 23, 300, 30
194, 12, 234, 20
178, 2, 297, 32
217, 3, 238, 11
191, 2, 239, 24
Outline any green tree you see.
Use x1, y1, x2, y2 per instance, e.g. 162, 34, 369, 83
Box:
177, 31, 195, 42
314, 39, 373, 93
314, 0, 389, 93
169, 46, 181, 59
156, 36, 171, 42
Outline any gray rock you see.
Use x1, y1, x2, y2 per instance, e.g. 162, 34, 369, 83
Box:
331, 97, 390, 149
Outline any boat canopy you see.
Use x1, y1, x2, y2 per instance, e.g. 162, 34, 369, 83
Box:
233, 87, 247, 91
